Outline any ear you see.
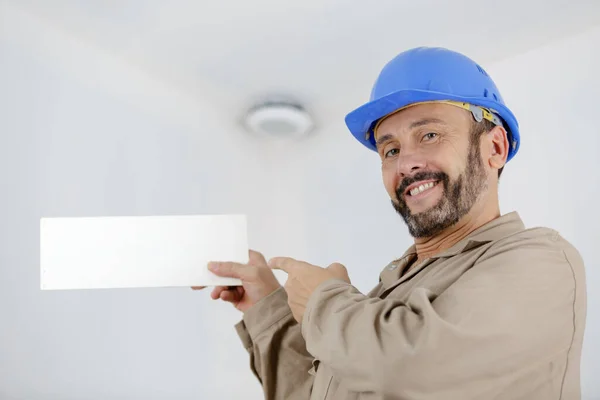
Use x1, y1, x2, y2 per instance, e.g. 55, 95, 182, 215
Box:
487, 125, 509, 171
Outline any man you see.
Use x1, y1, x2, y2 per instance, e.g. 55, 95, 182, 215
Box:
194, 47, 587, 399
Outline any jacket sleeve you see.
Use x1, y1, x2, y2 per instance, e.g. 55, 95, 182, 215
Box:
235, 287, 315, 399
300, 235, 584, 398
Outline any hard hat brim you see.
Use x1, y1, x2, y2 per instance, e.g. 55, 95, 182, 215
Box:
344, 89, 520, 162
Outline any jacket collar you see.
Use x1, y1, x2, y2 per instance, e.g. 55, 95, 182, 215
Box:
433, 211, 525, 258
381, 211, 525, 277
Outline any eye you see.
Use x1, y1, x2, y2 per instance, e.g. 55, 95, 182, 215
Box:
422, 132, 438, 141
384, 148, 399, 158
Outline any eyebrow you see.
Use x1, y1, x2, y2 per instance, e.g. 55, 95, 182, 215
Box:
375, 117, 447, 147
375, 133, 394, 148
409, 117, 447, 129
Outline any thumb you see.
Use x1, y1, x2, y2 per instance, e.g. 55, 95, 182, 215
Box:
327, 263, 350, 282
208, 262, 248, 279
248, 249, 268, 266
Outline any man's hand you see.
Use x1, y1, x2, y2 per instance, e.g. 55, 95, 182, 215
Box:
192, 250, 281, 313
268, 257, 350, 323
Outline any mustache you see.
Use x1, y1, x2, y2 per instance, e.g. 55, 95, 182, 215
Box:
395, 171, 448, 199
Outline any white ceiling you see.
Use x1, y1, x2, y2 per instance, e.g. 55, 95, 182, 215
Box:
9, 0, 600, 119
2, 1, 600, 399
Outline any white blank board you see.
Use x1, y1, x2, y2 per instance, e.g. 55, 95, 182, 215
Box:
40, 214, 248, 290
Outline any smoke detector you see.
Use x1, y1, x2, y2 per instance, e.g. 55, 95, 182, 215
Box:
243, 101, 314, 138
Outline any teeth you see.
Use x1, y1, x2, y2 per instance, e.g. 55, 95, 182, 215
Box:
410, 181, 436, 196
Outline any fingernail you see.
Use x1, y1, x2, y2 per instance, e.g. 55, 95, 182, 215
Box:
208, 262, 218, 271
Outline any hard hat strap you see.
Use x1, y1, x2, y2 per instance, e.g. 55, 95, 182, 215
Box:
445, 101, 504, 128
368, 100, 505, 143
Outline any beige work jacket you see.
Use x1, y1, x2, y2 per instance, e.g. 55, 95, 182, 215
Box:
235, 212, 587, 399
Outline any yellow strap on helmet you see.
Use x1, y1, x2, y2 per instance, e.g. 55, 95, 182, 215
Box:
367, 100, 504, 142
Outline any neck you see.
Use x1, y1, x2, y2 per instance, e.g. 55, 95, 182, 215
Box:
414, 199, 500, 261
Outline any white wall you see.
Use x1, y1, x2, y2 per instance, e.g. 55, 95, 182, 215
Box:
488, 26, 600, 398
0, 6, 598, 400
0, 8, 268, 399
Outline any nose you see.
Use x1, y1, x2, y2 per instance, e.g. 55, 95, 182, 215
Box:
396, 152, 426, 178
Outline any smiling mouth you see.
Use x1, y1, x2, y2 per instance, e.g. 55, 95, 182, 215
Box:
406, 181, 439, 197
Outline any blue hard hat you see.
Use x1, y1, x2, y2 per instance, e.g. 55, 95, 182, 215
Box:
344, 47, 520, 162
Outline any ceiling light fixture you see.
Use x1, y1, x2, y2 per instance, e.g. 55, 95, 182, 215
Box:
243, 100, 314, 138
